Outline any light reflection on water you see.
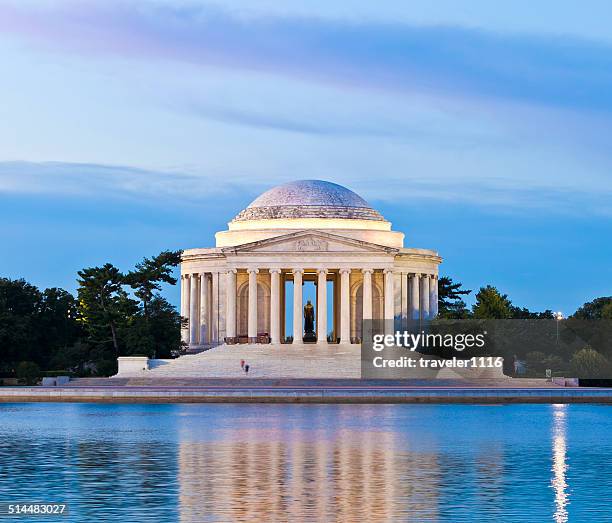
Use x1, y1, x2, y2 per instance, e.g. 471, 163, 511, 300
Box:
551, 404, 568, 523
0, 403, 611, 522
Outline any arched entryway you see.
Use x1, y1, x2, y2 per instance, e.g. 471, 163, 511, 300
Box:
237, 281, 270, 338
351, 279, 383, 341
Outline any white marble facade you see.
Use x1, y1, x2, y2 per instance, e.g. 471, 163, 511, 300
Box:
181, 180, 442, 348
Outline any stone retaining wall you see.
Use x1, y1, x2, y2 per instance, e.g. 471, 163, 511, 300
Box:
1, 386, 611, 404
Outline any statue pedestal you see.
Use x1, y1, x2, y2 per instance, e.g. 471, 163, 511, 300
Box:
303, 331, 317, 343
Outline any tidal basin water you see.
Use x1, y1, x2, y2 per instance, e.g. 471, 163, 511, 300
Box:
0, 404, 611, 522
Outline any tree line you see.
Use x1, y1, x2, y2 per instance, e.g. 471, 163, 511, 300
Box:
438, 277, 564, 319
437, 277, 612, 378
0, 250, 182, 381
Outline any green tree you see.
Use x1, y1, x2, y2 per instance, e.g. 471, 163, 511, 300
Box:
1, 250, 182, 375
511, 307, 555, 319
472, 285, 513, 319
0, 279, 85, 371
524, 351, 567, 377
123, 297, 182, 358
123, 251, 183, 358
77, 264, 136, 357
124, 250, 182, 318
0, 278, 42, 366
567, 298, 612, 361
147, 297, 182, 358
16, 361, 41, 385
570, 347, 610, 378
572, 297, 612, 320
438, 276, 472, 318
48, 340, 91, 373
38, 288, 81, 367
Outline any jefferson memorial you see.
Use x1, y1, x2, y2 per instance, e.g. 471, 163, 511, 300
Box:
180, 180, 441, 349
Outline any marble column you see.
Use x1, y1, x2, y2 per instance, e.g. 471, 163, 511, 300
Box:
225, 269, 237, 341
269, 269, 281, 344
292, 269, 303, 343
317, 269, 328, 344
410, 273, 420, 320
181, 275, 189, 344
362, 269, 373, 342
210, 272, 219, 345
362, 269, 373, 320
189, 273, 200, 346
180, 275, 186, 318
247, 269, 258, 343
401, 272, 409, 330
383, 269, 394, 322
383, 269, 394, 336
339, 269, 351, 344
429, 275, 438, 319
200, 273, 209, 345
420, 273, 430, 320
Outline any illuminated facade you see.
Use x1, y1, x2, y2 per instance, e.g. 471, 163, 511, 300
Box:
180, 180, 442, 348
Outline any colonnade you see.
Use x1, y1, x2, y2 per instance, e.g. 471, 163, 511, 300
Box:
181, 269, 439, 347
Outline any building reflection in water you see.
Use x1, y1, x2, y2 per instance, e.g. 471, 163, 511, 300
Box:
176, 406, 441, 522
551, 404, 569, 523
4, 403, 608, 522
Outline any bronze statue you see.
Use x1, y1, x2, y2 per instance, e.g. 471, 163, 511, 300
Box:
303, 300, 316, 341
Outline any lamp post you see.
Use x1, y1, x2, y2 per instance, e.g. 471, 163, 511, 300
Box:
554, 311, 564, 350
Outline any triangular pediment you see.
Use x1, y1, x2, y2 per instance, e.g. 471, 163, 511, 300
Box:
222, 230, 398, 254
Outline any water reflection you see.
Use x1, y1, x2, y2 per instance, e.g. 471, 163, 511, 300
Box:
1, 403, 611, 522
551, 404, 569, 523
177, 407, 442, 522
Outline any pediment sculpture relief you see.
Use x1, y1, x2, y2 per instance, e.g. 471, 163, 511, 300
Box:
295, 238, 329, 251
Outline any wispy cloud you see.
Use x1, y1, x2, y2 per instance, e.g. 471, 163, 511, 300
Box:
363, 178, 612, 218
184, 101, 423, 138
1, 160, 610, 217
0, 161, 229, 202
2, 1, 612, 112
187, 104, 373, 136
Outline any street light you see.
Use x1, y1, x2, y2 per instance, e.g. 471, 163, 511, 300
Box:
547, 311, 564, 381
554, 311, 564, 350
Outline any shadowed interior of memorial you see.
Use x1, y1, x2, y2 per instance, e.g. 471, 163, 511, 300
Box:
180, 180, 441, 349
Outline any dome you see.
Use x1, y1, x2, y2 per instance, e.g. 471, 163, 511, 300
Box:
232, 180, 385, 222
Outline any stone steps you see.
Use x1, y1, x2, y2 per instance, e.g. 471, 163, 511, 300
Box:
139, 343, 361, 379
113, 344, 521, 382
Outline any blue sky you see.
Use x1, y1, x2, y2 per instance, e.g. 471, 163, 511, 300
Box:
0, 0, 611, 315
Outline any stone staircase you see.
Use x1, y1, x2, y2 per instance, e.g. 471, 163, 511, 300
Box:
142, 343, 362, 379
109, 343, 519, 382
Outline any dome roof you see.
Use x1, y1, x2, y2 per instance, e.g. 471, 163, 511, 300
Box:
232, 180, 385, 222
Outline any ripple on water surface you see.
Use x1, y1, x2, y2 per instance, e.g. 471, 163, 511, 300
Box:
0, 403, 611, 522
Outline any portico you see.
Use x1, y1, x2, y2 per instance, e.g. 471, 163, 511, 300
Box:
180, 180, 442, 349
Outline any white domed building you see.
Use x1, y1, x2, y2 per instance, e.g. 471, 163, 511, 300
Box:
180, 180, 442, 349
